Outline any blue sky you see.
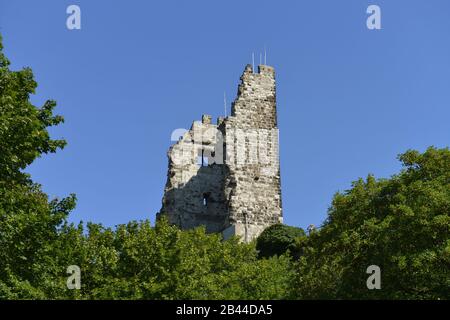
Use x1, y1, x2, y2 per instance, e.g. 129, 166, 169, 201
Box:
1, 0, 449, 230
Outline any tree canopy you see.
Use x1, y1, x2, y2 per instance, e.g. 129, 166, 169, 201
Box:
294, 147, 450, 299
0, 34, 76, 299
256, 224, 305, 259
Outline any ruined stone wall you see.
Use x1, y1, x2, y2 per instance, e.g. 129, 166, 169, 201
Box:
222, 65, 283, 241
158, 64, 283, 242
158, 115, 229, 233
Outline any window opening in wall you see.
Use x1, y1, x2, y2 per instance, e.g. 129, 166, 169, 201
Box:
202, 193, 210, 207
197, 149, 209, 167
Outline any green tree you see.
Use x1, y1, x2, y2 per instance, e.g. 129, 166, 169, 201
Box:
62, 218, 294, 300
0, 35, 76, 299
256, 224, 305, 259
294, 147, 450, 299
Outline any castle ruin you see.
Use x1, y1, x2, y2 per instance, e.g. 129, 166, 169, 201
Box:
157, 64, 282, 242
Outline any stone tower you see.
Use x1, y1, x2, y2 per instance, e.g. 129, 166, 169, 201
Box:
158, 64, 282, 242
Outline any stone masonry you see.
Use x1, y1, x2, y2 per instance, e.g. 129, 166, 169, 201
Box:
157, 64, 283, 242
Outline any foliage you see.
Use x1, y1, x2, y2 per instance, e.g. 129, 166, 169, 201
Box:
294, 147, 450, 299
0, 34, 76, 299
52, 219, 294, 300
0, 36, 66, 185
256, 224, 305, 259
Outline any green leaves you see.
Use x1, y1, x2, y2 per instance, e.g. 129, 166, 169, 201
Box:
256, 224, 305, 259
0, 34, 74, 300
0, 41, 66, 184
294, 147, 450, 300
46, 218, 293, 300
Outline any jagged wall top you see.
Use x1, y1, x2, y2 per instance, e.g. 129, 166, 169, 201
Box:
230, 64, 277, 130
